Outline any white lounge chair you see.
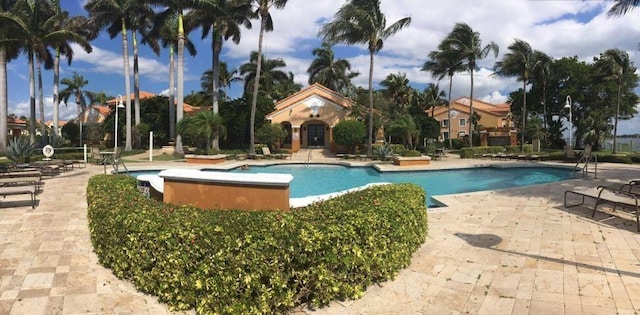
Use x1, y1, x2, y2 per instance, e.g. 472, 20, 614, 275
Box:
564, 185, 639, 231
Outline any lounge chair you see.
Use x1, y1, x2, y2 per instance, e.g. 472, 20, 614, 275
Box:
262, 146, 288, 159
0, 185, 37, 208
564, 185, 640, 231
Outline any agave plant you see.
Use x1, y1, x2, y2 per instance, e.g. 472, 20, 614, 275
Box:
372, 144, 394, 160
6, 137, 34, 164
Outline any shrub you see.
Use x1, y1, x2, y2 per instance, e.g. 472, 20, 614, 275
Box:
332, 120, 366, 153
459, 146, 504, 158
87, 175, 428, 314
402, 150, 422, 157
371, 144, 393, 160
256, 124, 286, 151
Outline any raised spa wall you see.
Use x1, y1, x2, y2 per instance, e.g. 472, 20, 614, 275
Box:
159, 169, 293, 211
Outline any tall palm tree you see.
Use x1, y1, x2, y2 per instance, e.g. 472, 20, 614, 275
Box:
0, 0, 61, 144
51, 1, 93, 144
441, 22, 498, 148
607, 0, 640, 17
239, 51, 289, 100
422, 48, 465, 148
597, 49, 634, 154
151, 0, 200, 154
85, 0, 141, 151
248, 0, 288, 155
494, 39, 534, 151
145, 11, 197, 141
320, 0, 411, 156
187, 0, 252, 150
129, 4, 155, 127
531, 50, 552, 132
307, 41, 358, 94
0, 0, 20, 152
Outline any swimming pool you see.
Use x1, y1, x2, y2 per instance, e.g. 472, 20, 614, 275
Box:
131, 165, 575, 207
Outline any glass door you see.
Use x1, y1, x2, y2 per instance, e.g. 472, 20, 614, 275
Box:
307, 124, 325, 148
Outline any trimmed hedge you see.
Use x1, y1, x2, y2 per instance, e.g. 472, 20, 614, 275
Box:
459, 146, 505, 158
87, 175, 428, 314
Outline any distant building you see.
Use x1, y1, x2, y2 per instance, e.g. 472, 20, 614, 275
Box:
7, 116, 27, 138
429, 97, 516, 146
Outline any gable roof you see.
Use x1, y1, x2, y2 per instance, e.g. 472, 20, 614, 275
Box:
266, 83, 354, 118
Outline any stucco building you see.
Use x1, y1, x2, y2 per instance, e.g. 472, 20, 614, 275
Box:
265, 83, 354, 153
430, 97, 517, 146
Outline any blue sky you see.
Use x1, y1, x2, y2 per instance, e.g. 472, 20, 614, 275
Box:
6, 0, 640, 134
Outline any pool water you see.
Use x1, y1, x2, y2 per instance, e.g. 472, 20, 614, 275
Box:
225, 165, 575, 206
130, 165, 575, 207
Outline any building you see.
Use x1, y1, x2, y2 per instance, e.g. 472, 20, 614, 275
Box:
429, 97, 517, 146
105, 91, 207, 115
265, 83, 354, 153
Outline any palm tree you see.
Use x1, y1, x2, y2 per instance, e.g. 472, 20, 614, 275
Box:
177, 111, 226, 150
422, 48, 465, 148
441, 22, 498, 148
85, 0, 140, 151
129, 4, 155, 127
607, 0, 640, 17
0, 0, 61, 144
187, 0, 252, 150
50, 2, 93, 144
201, 61, 242, 99
319, 0, 411, 156
248, 0, 288, 155
60, 72, 94, 145
380, 72, 412, 119
597, 49, 634, 154
0, 0, 20, 152
151, 0, 201, 154
531, 50, 552, 133
239, 51, 289, 100
145, 11, 197, 141
423, 83, 447, 117
494, 39, 534, 151
389, 115, 419, 150
307, 41, 358, 94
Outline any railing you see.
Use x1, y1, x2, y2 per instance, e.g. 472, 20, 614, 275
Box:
574, 154, 598, 179
306, 150, 312, 167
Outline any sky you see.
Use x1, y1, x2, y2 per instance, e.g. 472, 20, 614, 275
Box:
5, 0, 640, 135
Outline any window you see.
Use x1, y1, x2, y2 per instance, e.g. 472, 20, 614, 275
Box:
443, 132, 449, 140
441, 119, 449, 127
459, 118, 466, 126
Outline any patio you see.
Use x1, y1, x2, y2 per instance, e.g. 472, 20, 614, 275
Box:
1, 157, 639, 314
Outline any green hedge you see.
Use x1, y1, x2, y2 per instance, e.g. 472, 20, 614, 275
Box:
459, 146, 505, 158
87, 175, 428, 314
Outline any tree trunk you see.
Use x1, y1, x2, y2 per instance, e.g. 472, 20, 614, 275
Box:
168, 44, 175, 140
211, 31, 222, 150
0, 48, 7, 152
121, 19, 132, 151
132, 31, 141, 126
613, 81, 621, 154
521, 80, 527, 152
249, 16, 267, 155
175, 12, 185, 156
367, 51, 374, 156
28, 51, 36, 144
447, 74, 453, 148
53, 49, 60, 144
37, 60, 46, 144
468, 69, 474, 148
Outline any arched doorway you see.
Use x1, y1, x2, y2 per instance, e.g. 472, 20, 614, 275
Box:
303, 121, 327, 149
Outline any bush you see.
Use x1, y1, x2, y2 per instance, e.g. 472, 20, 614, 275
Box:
6, 137, 34, 164
87, 175, 428, 314
459, 146, 505, 159
402, 150, 422, 157
332, 120, 366, 153
256, 124, 286, 151
598, 153, 633, 164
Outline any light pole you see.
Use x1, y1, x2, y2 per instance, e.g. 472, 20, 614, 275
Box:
114, 95, 125, 151
564, 95, 572, 147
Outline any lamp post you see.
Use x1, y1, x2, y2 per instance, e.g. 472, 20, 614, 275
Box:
114, 95, 125, 151
564, 95, 572, 147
